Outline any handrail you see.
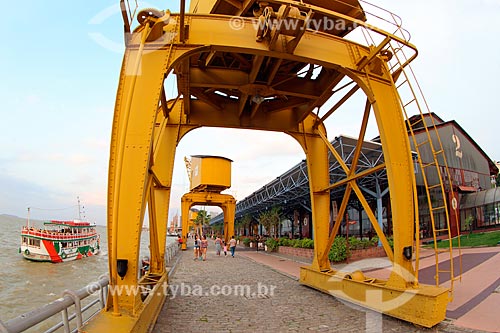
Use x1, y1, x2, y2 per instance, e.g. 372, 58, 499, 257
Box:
2, 276, 109, 333
2, 241, 180, 333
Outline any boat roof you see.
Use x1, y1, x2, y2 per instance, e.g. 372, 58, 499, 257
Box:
44, 220, 93, 227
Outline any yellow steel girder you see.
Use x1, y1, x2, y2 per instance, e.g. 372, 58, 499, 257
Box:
84, 9, 447, 331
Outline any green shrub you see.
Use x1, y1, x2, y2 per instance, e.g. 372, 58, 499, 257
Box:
278, 238, 289, 246
275, 238, 314, 249
328, 236, 348, 262
348, 237, 383, 250
266, 238, 279, 252
348, 237, 362, 250
301, 238, 314, 249
242, 237, 251, 246
387, 236, 394, 250
364, 235, 393, 250
371, 236, 379, 246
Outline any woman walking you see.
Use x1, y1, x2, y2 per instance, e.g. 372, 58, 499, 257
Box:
229, 235, 237, 258
200, 235, 209, 261
193, 234, 200, 260
214, 235, 222, 256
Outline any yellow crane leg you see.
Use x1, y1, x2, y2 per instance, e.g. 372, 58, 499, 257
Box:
289, 117, 331, 273
221, 202, 236, 245
295, 76, 448, 328
83, 38, 182, 332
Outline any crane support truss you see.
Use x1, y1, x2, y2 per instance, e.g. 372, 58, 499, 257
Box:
84, 2, 450, 331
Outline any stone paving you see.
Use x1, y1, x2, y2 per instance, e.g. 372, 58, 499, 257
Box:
154, 245, 484, 333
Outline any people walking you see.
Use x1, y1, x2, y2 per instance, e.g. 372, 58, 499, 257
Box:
229, 236, 237, 258
193, 234, 200, 260
200, 235, 209, 261
214, 235, 222, 256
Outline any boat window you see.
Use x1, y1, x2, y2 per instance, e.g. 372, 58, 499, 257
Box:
62, 242, 67, 248
28, 238, 40, 247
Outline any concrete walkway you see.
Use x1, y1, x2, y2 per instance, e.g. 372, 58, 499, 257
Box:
238, 245, 500, 333
153, 241, 488, 332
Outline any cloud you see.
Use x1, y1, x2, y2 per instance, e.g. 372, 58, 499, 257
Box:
0, 174, 68, 216
25, 94, 41, 106
83, 137, 109, 150
67, 153, 94, 165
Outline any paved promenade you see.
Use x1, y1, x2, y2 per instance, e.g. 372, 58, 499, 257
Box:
153, 241, 492, 333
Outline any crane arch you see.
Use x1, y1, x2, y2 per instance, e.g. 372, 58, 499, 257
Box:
84, 9, 449, 332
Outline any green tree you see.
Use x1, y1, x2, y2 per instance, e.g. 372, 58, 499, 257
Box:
464, 215, 474, 238
259, 207, 282, 237
241, 214, 252, 236
268, 206, 282, 237
234, 219, 243, 236
194, 210, 211, 235
258, 211, 272, 236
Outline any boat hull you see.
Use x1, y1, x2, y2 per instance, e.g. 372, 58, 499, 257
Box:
21, 242, 100, 263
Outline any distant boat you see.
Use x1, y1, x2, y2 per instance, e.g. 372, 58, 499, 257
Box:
166, 232, 179, 237
20, 220, 100, 263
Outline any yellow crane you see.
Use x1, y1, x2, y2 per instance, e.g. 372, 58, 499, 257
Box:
83, 0, 460, 331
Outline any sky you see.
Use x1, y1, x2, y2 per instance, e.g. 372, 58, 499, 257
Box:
1, 0, 499, 225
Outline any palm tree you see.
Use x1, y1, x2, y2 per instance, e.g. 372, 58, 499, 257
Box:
262, 206, 282, 237
194, 210, 211, 236
234, 219, 243, 236
270, 206, 282, 237
258, 211, 272, 236
241, 214, 252, 236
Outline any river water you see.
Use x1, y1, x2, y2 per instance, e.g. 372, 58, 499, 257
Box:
0, 214, 173, 331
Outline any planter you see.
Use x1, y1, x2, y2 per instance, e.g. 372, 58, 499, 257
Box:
349, 246, 386, 261
278, 245, 386, 262
278, 246, 314, 258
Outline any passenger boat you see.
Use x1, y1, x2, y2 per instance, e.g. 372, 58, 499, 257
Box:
20, 220, 100, 263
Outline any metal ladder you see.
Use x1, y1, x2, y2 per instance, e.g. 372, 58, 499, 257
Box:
353, 1, 462, 294
386, 38, 462, 295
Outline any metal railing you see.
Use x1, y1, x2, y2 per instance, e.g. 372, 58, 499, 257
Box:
1, 276, 108, 333
1, 242, 180, 333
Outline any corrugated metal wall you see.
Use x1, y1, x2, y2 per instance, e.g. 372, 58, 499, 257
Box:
411, 123, 491, 189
